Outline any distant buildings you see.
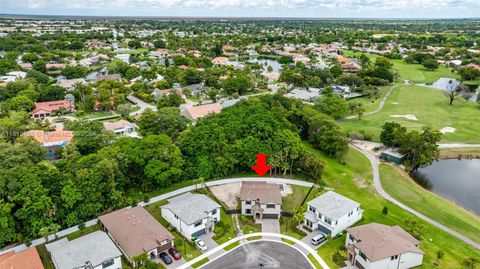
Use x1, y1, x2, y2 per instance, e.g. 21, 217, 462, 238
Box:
0, 71, 27, 83
46, 231, 122, 269
114, 54, 130, 64
346, 223, 424, 269
304, 191, 363, 236
161, 192, 221, 239
56, 78, 87, 90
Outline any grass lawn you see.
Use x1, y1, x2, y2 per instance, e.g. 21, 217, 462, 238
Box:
36, 244, 55, 269
191, 257, 209, 268
380, 163, 480, 243
346, 85, 391, 113
304, 143, 480, 268
144, 200, 203, 261
73, 110, 116, 119
212, 209, 236, 244
282, 185, 319, 213
281, 238, 296, 245
339, 85, 480, 143
127, 179, 198, 204
224, 241, 240, 251
308, 253, 323, 269
342, 50, 460, 83
239, 215, 261, 234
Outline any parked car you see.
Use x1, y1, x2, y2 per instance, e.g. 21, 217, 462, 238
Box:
195, 239, 208, 251
311, 233, 326, 245
159, 252, 172, 265
168, 247, 182, 260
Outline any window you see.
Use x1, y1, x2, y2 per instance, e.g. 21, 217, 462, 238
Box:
246, 209, 251, 214
194, 220, 202, 227
175, 214, 178, 219
359, 251, 367, 261
245, 200, 252, 205
266, 204, 275, 209
212, 209, 217, 215
102, 258, 114, 268
349, 234, 355, 241
391, 255, 399, 260
309, 206, 316, 213
324, 217, 332, 225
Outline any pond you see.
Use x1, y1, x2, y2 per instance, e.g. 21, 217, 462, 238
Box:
247, 58, 282, 73
414, 159, 480, 215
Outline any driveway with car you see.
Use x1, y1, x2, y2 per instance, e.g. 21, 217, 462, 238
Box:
301, 230, 327, 251
198, 234, 225, 260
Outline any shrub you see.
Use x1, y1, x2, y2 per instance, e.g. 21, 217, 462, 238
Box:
332, 250, 346, 266
382, 206, 389, 216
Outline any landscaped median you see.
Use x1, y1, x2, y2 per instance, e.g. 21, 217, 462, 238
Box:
175, 232, 330, 269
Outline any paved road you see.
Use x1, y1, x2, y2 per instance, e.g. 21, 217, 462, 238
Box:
345, 82, 404, 120
350, 144, 480, 250
202, 241, 313, 269
127, 94, 157, 116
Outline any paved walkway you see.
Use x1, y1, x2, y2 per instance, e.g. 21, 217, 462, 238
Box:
344, 82, 405, 120
350, 144, 480, 250
127, 94, 157, 116
438, 143, 480, 148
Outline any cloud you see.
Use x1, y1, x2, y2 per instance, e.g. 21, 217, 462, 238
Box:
2, 0, 479, 17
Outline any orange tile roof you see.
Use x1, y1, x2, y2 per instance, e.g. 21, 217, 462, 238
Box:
0, 248, 44, 269
22, 130, 74, 145
32, 100, 75, 114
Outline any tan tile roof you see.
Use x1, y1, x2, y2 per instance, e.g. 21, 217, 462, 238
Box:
184, 103, 222, 120
0, 247, 44, 269
239, 182, 282, 204
103, 120, 137, 132
98, 207, 174, 258
347, 223, 423, 261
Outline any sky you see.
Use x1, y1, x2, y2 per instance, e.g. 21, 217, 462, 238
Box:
1, 0, 479, 18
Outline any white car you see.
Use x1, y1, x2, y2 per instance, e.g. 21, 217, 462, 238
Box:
195, 239, 208, 251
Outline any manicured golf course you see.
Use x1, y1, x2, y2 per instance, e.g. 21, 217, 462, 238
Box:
340, 85, 480, 143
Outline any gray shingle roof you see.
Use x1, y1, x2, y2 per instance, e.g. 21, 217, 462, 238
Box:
45, 231, 121, 269
307, 191, 360, 220
162, 192, 221, 225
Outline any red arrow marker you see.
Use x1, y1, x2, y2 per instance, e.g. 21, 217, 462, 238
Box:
251, 153, 272, 177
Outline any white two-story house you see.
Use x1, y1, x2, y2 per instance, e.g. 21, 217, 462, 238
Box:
304, 191, 362, 236
345, 223, 424, 269
161, 192, 221, 239
239, 182, 282, 220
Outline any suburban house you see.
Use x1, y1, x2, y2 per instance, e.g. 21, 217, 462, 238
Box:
22, 130, 74, 159
0, 247, 44, 269
45, 231, 122, 269
151, 88, 184, 100
304, 191, 363, 236
346, 223, 424, 269
31, 100, 75, 119
99, 206, 174, 265
56, 78, 87, 90
161, 192, 221, 239
0, 71, 27, 83
93, 73, 122, 82
103, 119, 139, 137
239, 182, 282, 220
380, 148, 406, 164
181, 103, 223, 121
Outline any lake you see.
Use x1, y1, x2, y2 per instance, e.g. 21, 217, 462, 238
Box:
414, 159, 480, 215
247, 58, 282, 73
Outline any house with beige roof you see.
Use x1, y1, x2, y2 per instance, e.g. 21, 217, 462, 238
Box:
181, 103, 222, 121
103, 119, 139, 137
345, 223, 424, 269
98, 206, 174, 265
239, 182, 282, 220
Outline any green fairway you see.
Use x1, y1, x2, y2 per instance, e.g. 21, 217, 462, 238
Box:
340, 85, 480, 143
380, 163, 480, 243
303, 143, 480, 268
346, 85, 391, 114
342, 50, 460, 83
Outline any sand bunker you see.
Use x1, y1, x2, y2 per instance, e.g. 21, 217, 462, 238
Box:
440, 127, 456, 134
391, 102, 399, 105
390, 114, 418, 121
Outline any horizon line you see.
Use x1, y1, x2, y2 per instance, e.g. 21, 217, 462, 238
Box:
1, 13, 479, 21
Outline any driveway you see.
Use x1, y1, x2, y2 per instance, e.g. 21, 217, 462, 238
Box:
300, 230, 326, 251
198, 234, 225, 260
163, 257, 186, 269
127, 94, 157, 116
261, 219, 280, 234
202, 240, 313, 269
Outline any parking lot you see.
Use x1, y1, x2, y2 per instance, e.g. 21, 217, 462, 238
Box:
203, 240, 314, 269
